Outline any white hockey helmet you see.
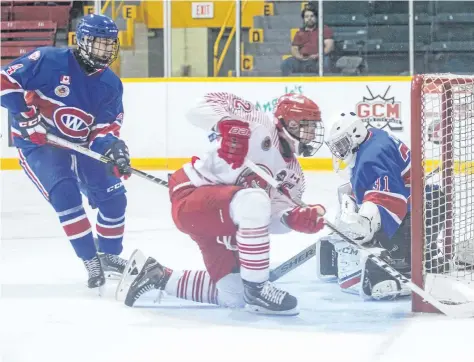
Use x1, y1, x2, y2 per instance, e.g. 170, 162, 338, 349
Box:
326, 111, 368, 169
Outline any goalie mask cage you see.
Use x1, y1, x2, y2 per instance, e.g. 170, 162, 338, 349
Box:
411, 74, 474, 313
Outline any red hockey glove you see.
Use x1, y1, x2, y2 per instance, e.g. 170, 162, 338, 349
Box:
15, 106, 48, 145
284, 204, 326, 234
217, 119, 250, 169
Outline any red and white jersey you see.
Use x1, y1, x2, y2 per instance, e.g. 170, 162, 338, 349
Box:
183, 92, 306, 232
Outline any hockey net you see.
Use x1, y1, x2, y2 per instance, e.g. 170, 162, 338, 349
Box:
411, 74, 474, 313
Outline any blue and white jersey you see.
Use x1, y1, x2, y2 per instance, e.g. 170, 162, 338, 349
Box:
350, 128, 411, 239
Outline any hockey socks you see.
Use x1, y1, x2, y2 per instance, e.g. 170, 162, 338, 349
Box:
95, 194, 127, 255
165, 270, 219, 305
237, 226, 270, 283
57, 205, 96, 260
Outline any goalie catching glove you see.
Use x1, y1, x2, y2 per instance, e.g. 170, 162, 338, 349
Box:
336, 194, 381, 244
283, 204, 326, 234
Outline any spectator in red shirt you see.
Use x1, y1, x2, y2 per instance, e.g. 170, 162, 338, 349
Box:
281, 7, 334, 76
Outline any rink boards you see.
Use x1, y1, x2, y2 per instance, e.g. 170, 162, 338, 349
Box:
1, 76, 417, 171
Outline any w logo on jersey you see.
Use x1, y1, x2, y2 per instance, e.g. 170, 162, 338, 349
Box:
53, 107, 95, 139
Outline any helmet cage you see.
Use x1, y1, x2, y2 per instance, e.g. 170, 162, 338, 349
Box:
327, 132, 353, 160
77, 35, 119, 70
279, 118, 325, 157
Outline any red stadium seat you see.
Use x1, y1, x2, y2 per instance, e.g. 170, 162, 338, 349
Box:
12, 2, 71, 29
2, 39, 54, 47
0, 31, 55, 39
0, 20, 56, 31
1, 21, 57, 62
1, 58, 13, 66
1, 8, 11, 21
2, 46, 36, 58
1, 2, 71, 63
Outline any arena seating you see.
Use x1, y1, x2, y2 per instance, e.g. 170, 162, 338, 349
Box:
1, 20, 56, 66
1, 1, 70, 66
240, 0, 474, 76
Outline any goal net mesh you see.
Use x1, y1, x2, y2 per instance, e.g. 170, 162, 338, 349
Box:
414, 74, 474, 309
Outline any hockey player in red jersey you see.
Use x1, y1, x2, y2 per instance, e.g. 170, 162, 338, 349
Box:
120, 92, 326, 315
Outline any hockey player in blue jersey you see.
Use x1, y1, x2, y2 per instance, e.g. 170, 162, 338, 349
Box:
0, 14, 131, 289
316, 112, 446, 300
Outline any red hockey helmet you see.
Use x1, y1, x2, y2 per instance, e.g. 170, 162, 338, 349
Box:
274, 93, 324, 157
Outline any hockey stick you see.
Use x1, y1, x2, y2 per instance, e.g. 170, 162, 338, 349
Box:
269, 242, 316, 282
244, 159, 474, 317
46, 134, 169, 187
269, 165, 444, 282
46, 134, 299, 283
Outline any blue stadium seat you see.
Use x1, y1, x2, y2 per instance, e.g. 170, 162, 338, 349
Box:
368, 13, 408, 25
324, 14, 368, 27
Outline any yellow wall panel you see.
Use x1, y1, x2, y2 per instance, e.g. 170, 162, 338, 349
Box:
143, 0, 264, 29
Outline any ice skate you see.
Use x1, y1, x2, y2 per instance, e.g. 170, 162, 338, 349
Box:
243, 280, 299, 316
124, 256, 172, 307
83, 255, 105, 289
99, 253, 128, 279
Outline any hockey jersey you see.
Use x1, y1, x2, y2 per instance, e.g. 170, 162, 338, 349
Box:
184, 92, 306, 234
350, 128, 411, 239
0, 47, 124, 155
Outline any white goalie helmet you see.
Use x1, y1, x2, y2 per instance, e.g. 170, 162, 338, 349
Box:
326, 112, 368, 171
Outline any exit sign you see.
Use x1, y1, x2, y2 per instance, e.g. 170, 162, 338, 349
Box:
192, 2, 214, 19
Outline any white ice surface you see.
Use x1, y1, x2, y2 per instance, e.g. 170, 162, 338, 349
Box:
1, 170, 473, 362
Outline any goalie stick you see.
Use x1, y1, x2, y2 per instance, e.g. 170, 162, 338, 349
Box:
50, 133, 464, 310
269, 166, 444, 282
244, 159, 474, 318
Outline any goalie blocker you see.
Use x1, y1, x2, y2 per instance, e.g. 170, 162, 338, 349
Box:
316, 184, 447, 300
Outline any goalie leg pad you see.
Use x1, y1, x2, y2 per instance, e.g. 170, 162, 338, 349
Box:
334, 241, 363, 296
316, 236, 338, 282
362, 258, 411, 300
333, 240, 410, 300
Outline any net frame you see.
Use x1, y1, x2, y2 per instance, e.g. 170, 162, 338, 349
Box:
411, 74, 474, 313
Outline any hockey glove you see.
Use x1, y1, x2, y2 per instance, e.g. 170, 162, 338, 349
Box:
104, 140, 131, 180
336, 200, 381, 245
217, 119, 250, 169
15, 106, 48, 145
284, 204, 326, 234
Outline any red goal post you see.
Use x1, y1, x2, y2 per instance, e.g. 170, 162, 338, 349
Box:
411, 74, 474, 313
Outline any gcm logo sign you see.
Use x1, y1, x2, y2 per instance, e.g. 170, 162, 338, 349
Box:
357, 102, 400, 119
53, 107, 95, 139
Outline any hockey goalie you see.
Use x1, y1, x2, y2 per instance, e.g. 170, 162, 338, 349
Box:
118, 92, 326, 315
318, 112, 446, 300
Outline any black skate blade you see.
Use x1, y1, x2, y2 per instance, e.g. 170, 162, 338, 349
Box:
245, 304, 300, 316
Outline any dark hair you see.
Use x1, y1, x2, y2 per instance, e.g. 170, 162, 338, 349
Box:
301, 5, 317, 20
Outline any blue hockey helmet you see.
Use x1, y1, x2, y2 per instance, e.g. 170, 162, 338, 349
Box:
76, 14, 119, 71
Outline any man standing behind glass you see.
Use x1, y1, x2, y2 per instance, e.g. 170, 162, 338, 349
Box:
281, 5, 334, 76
